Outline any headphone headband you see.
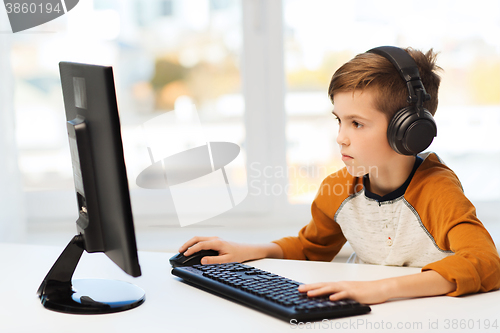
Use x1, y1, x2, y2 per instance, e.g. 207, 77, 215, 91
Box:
367, 46, 430, 110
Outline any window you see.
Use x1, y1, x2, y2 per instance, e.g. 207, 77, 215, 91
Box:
8, 0, 499, 243
12, 0, 246, 221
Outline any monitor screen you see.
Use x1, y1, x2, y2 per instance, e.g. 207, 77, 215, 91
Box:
37, 62, 144, 314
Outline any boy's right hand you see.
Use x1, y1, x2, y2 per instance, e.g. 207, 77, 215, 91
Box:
178, 236, 254, 265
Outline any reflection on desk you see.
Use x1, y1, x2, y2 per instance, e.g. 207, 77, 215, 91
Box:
1, 243, 498, 333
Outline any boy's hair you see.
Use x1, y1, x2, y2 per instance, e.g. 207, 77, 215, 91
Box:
328, 48, 442, 119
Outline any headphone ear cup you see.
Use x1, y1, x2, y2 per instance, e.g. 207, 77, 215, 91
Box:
387, 107, 437, 155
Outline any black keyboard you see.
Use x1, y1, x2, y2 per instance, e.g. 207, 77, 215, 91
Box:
171, 262, 371, 322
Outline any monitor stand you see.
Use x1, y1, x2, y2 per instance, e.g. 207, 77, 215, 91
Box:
37, 234, 145, 314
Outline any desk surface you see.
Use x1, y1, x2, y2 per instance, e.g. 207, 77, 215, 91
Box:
1, 242, 499, 333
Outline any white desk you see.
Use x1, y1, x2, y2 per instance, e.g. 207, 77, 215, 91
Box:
1, 243, 499, 333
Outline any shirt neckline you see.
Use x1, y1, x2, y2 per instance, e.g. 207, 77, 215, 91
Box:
363, 156, 423, 203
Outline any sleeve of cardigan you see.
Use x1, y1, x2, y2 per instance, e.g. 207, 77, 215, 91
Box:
414, 167, 500, 296
422, 222, 500, 296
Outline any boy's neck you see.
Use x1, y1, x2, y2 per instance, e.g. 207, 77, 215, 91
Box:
365, 155, 417, 197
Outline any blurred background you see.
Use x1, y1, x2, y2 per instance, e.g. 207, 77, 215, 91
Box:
1, 0, 499, 255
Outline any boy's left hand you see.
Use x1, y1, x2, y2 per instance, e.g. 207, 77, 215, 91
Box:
297, 280, 390, 305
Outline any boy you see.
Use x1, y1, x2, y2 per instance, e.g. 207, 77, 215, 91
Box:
178, 46, 500, 304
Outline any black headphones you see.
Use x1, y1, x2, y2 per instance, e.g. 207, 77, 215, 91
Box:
366, 46, 437, 156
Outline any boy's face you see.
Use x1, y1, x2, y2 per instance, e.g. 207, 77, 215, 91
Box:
332, 89, 397, 177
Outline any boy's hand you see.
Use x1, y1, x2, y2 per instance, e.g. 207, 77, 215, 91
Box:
297, 271, 456, 305
298, 280, 390, 305
178, 236, 255, 265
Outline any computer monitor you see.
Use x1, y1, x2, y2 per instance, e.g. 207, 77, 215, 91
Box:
37, 62, 145, 314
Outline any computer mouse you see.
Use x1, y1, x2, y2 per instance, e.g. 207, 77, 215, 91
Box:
169, 249, 219, 267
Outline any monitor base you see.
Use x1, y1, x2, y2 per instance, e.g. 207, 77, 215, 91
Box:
40, 278, 145, 314
37, 234, 145, 314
